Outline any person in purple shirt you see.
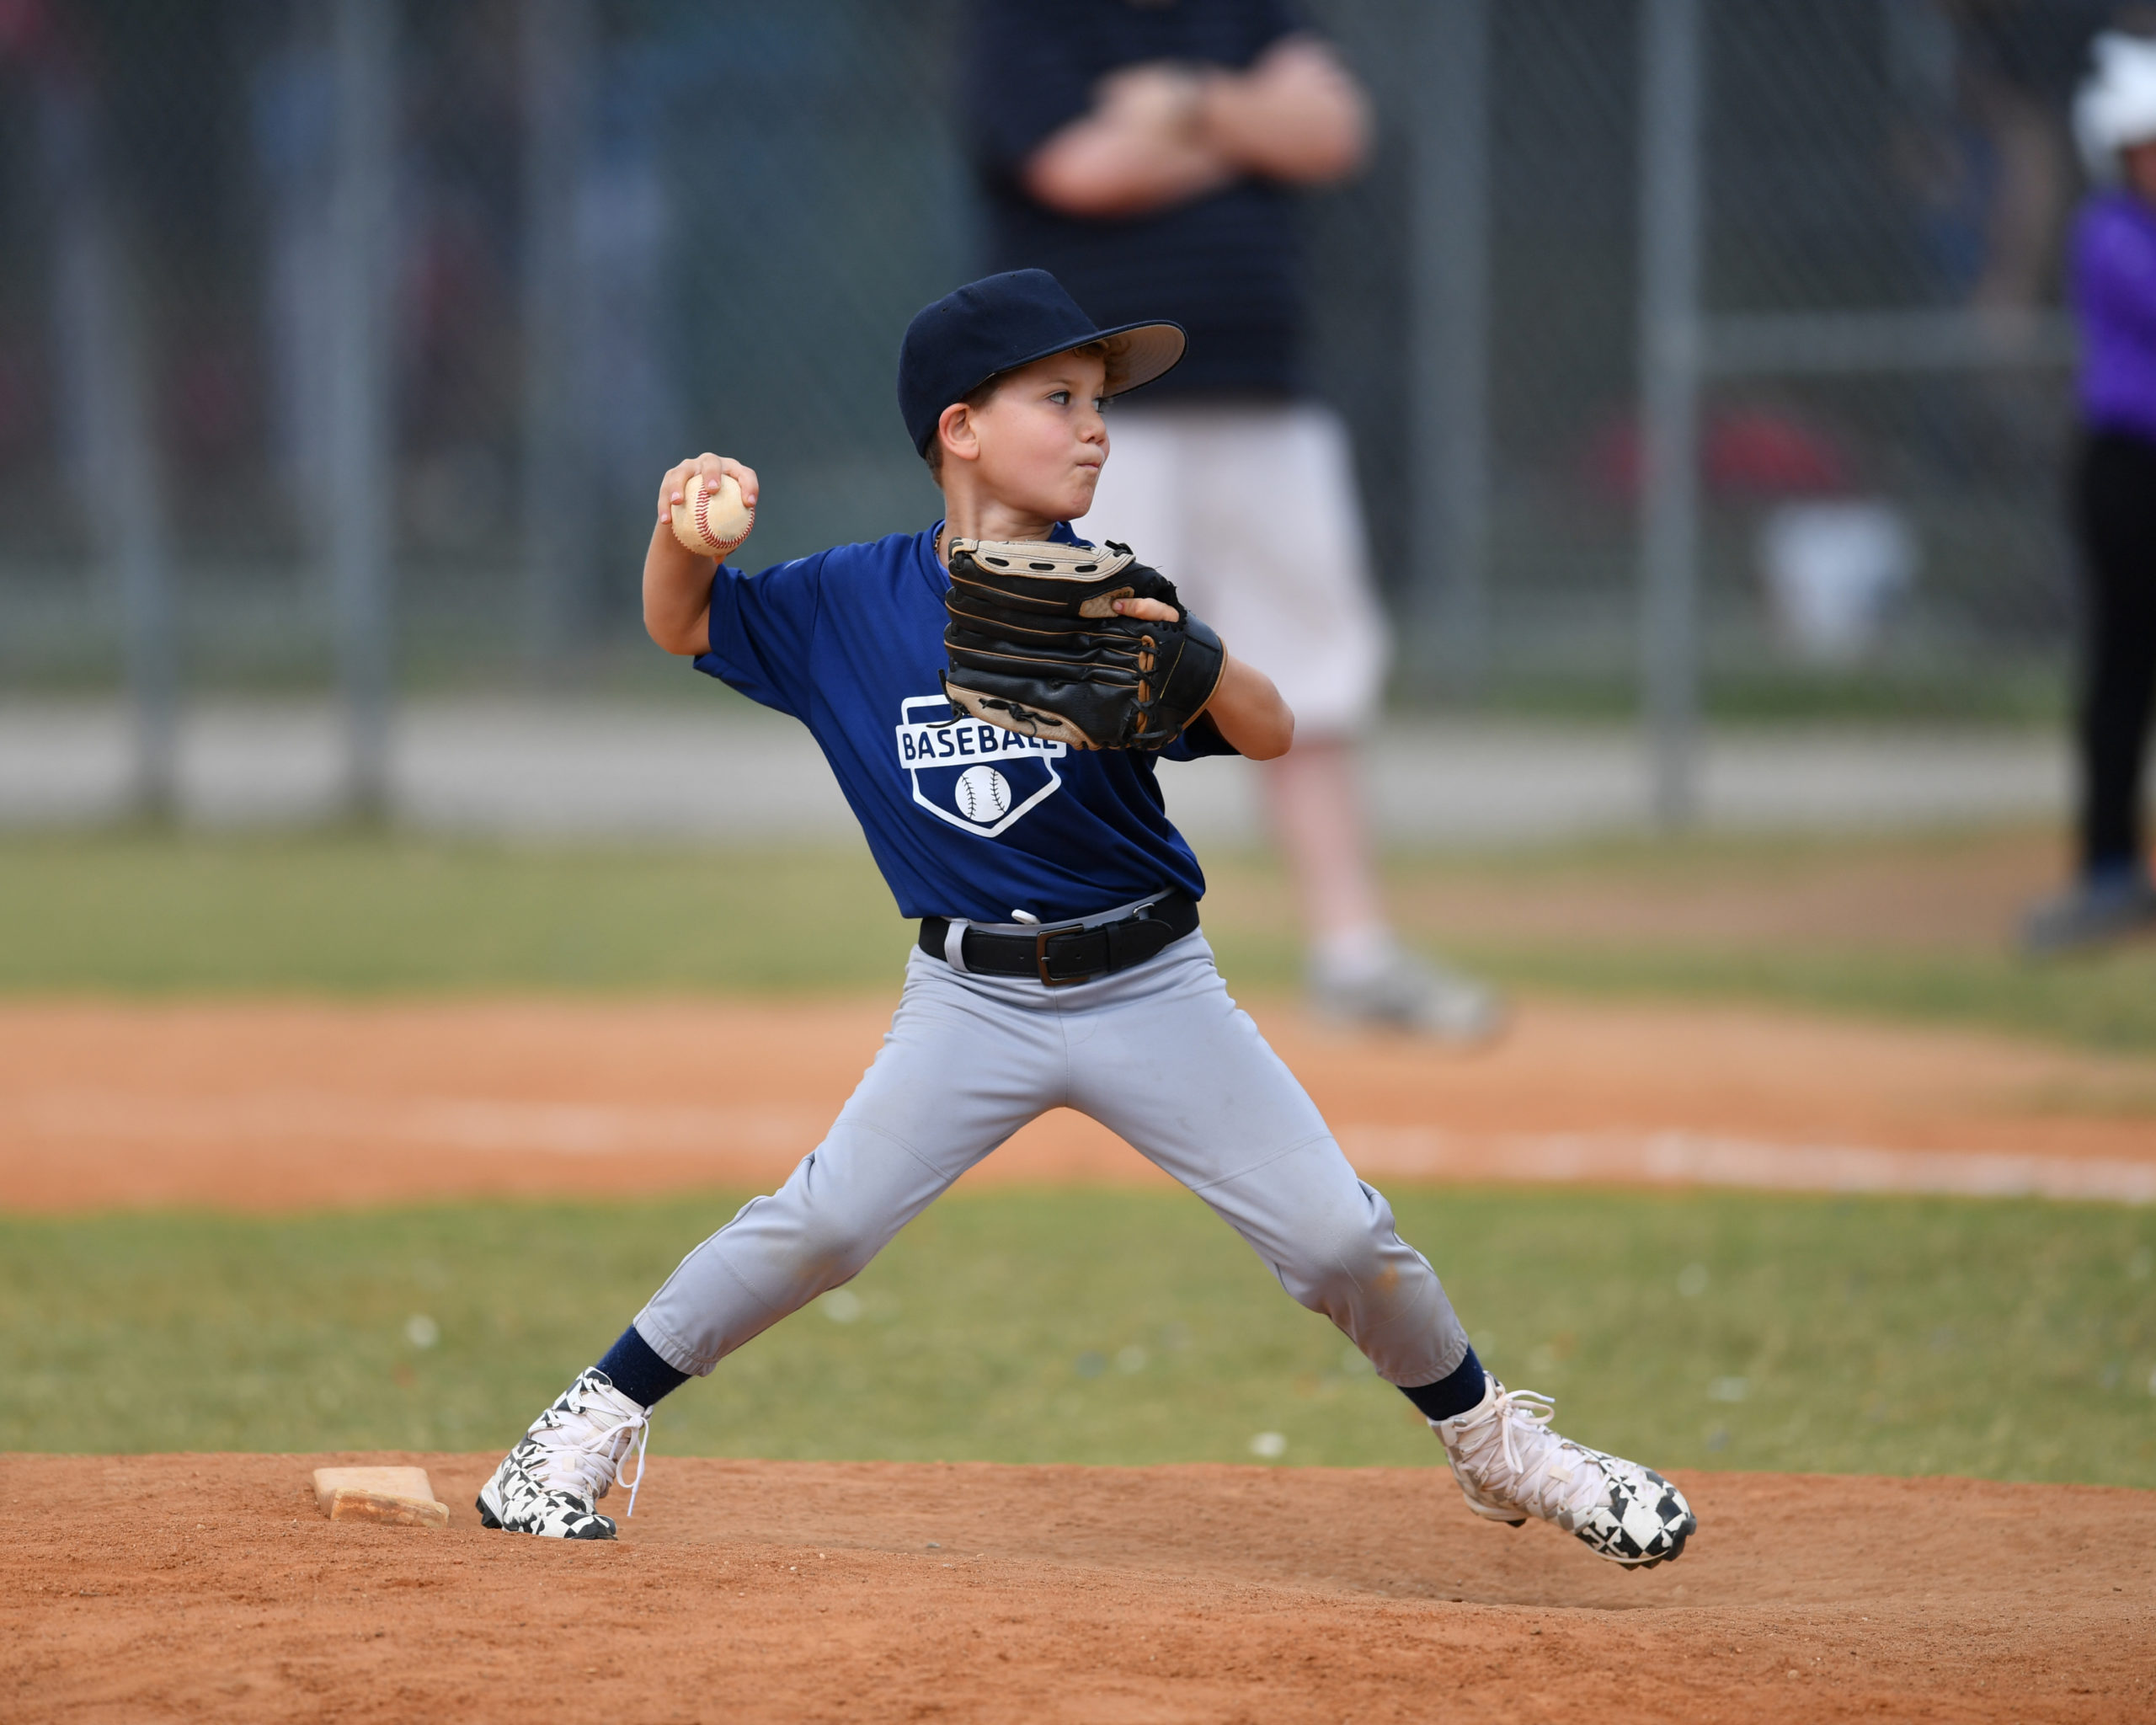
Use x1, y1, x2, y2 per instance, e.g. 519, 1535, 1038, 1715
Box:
2026, 30, 2156, 951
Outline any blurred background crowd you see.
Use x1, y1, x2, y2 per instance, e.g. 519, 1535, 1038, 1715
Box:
0, 0, 2146, 844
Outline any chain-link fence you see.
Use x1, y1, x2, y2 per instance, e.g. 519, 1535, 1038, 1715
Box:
0, 0, 2130, 815
1315, 0, 2112, 766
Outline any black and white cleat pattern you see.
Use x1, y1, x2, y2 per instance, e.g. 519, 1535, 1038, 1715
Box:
1431, 1374, 1696, 1569
475, 1368, 651, 1541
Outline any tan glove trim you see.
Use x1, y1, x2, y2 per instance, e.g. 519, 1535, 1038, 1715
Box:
946, 538, 1139, 618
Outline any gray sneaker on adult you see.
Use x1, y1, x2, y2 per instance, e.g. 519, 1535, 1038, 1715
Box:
1310, 948, 1505, 1044
477, 1368, 651, 1541
2020, 873, 2156, 956
1431, 1373, 1695, 1568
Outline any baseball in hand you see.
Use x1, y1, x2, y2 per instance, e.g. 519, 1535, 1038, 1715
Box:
670, 471, 755, 561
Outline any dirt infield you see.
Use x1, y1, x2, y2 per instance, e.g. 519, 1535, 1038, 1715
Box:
5, 1451, 2150, 1723
2, 993, 2153, 1213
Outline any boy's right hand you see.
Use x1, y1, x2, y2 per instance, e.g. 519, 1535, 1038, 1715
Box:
657, 454, 759, 530
645, 454, 755, 656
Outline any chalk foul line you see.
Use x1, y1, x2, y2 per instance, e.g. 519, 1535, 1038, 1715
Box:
5, 1093, 2152, 1204
1337, 1125, 2156, 1204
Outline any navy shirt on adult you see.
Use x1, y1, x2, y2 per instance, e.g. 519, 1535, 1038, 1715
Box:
963, 0, 1306, 398
692, 523, 1236, 924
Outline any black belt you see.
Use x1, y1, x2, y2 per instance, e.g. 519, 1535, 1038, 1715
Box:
919, 893, 1199, 988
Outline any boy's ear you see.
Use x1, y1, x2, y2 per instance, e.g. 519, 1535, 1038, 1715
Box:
937, 401, 979, 467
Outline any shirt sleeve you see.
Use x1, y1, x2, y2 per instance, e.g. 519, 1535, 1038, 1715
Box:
962, 0, 1102, 179
1162, 713, 1241, 761
2077, 203, 2156, 352
691, 551, 828, 721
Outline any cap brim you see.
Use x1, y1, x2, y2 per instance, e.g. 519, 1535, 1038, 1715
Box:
1093, 321, 1187, 397
1003, 320, 1187, 400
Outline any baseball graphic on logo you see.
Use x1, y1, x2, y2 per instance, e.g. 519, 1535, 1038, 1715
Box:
953, 765, 1013, 825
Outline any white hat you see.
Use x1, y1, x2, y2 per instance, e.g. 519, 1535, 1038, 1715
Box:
2075, 31, 2156, 182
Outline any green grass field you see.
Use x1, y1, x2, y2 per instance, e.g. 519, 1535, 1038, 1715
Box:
3, 827, 2153, 1486
4, 828, 2156, 1050
5, 1187, 2152, 1483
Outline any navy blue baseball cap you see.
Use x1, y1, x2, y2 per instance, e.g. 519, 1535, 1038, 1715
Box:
898, 270, 1185, 455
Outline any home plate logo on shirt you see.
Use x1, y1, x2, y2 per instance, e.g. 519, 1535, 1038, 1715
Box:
896, 694, 1065, 837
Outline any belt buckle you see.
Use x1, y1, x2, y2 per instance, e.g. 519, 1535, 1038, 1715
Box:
1034, 920, 1103, 989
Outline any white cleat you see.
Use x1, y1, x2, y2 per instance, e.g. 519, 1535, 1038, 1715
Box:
476, 1369, 651, 1541
1431, 1374, 1695, 1568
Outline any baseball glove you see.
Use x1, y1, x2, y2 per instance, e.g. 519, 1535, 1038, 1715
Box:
941, 537, 1227, 751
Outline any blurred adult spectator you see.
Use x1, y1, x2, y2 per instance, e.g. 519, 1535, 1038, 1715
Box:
960, 0, 1501, 1040
575, 57, 685, 521
1, 0, 71, 478
1946, 0, 2090, 312
401, 3, 525, 551
1892, 0, 2116, 312
2024, 28, 2156, 952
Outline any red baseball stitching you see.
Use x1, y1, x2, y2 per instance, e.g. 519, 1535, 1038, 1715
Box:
695, 480, 751, 555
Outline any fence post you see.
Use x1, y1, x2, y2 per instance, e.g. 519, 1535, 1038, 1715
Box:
1637, 0, 1705, 827
520, 0, 595, 671
45, 87, 179, 820
327, 0, 396, 818
1409, 0, 1491, 698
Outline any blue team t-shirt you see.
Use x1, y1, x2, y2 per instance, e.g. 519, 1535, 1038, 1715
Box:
692, 522, 1236, 924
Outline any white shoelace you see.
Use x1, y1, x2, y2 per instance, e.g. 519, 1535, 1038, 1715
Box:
538, 1389, 652, 1517
1454, 1385, 1591, 1521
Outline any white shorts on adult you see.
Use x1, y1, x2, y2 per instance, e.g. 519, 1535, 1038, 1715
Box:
1081, 399, 1390, 739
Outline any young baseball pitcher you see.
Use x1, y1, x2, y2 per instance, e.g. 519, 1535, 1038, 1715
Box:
476, 270, 1696, 1569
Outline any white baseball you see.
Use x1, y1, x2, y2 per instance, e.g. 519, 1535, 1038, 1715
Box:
954, 765, 1012, 825
670, 470, 755, 560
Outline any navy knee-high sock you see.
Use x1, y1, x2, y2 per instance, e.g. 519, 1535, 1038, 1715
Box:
1397, 1345, 1486, 1422
593, 1326, 690, 1409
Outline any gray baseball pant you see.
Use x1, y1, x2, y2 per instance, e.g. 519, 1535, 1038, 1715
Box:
632, 932, 1470, 1389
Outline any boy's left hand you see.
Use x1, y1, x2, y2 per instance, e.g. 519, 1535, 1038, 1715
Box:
1113, 596, 1182, 623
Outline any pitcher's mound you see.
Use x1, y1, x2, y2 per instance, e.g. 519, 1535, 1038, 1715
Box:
6, 1453, 2149, 1722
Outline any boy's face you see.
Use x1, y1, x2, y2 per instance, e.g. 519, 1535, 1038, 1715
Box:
961, 350, 1111, 521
